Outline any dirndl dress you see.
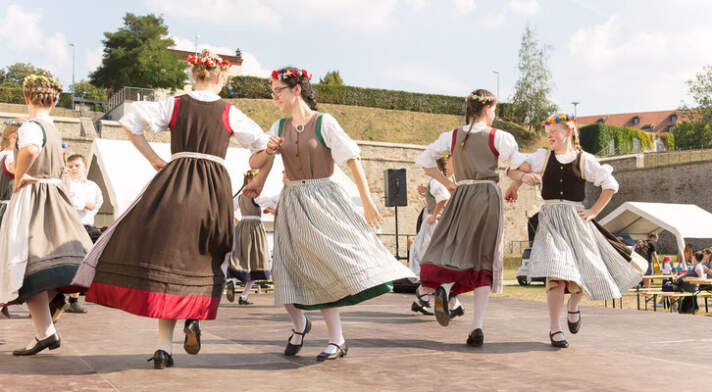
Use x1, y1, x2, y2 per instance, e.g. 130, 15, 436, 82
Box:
408, 179, 450, 277
72, 95, 248, 320
269, 113, 415, 309
527, 151, 641, 300
227, 194, 271, 282
0, 155, 13, 225
419, 125, 515, 294
0, 118, 92, 305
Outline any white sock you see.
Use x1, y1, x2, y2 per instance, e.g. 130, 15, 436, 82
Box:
284, 304, 307, 345
472, 286, 490, 330
416, 285, 430, 303
321, 308, 345, 354
449, 296, 462, 309
155, 319, 177, 354
25, 292, 56, 349
441, 282, 454, 298
242, 280, 255, 300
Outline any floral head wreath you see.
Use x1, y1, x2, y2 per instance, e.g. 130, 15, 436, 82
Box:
270, 68, 312, 83
244, 169, 258, 177
467, 93, 495, 104
541, 114, 576, 128
22, 74, 61, 89
186, 55, 231, 69
2, 119, 22, 127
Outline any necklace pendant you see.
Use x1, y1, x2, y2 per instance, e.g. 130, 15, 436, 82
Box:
296, 124, 304, 133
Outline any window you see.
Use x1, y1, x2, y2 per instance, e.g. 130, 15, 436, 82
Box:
632, 116, 640, 125
596, 118, 605, 124
642, 126, 652, 132
670, 114, 678, 123
668, 126, 674, 132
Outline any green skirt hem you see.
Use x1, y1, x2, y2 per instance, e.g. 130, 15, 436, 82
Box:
295, 282, 393, 310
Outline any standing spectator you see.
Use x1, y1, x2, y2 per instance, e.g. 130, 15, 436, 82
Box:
643, 233, 660, 288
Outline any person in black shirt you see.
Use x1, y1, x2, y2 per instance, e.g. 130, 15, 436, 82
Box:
643, 233, 660, 288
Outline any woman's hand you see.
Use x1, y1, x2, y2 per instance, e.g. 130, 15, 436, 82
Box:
417, 184, 427, 197
363, 197, 384, 228
576, 208, 599, 222
522, 173, 542, 186
266, 136, 283, 155
13, 174, 38, 193
150, 158, 167, 171
243, 181, 264, 198
426, 214, 437, 225
505, 181, 521, 203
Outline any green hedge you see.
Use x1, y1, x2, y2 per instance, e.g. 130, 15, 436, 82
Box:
0, 86, 72, 109
579, 123, 654, 155
222, 75, 514, 117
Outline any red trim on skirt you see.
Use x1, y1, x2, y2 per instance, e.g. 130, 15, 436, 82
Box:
86, 283, 220, 320
419, 264, 493, 294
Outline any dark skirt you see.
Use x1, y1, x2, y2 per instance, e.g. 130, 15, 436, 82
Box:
82, 158, 233, 320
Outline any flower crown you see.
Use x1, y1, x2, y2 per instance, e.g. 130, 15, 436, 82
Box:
467, 93, 495, 104
187, 55, 231, 69
541, 114, 576, 128
2, 119, 22, 126
270, 68, 312, 83
22, 74, 61, 88
244, 169, 258, 177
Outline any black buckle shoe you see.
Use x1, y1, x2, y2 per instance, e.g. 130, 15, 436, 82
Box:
1, 306, 10, 319
316, 342, 348, 361
284, 317, 311, 356
450, 305, 465, 319
549, 331, 569, 348
411, 301, 434, 315
183, 319, 201, 355
12, 333, 61, 356
567, 311, 582, 334
66, 301, 87, 314
238, 297, 253, 305
466, 328, 484, 347
49, 294, 67, 323
147, 349, 174, 369
226, 281, 235, 303
433, 287, 450, 327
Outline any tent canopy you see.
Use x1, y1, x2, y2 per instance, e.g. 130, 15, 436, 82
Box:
599, 202, 712, 256
87, 139, 362, 228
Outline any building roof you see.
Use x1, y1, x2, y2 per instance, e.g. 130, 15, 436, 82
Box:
577, 109, 685, 133
167, 48, 243, 66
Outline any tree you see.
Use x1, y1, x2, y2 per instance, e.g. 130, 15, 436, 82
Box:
1, 63, 57, 86
682, 65, 712, 122
509, 25, 558, 131
319, 70, 344, 86
71, 80, 108, 101
674, 121, 712, 149
90, 13, 187, 91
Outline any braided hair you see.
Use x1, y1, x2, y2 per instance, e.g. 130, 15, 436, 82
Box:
23, 75, 62, 108
460, 89, 497, 150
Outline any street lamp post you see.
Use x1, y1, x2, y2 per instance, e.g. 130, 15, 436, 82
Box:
492, 70, 500, 97
69, 43, 75, 93
194, 34, 200, 55
572, 101, 580, 117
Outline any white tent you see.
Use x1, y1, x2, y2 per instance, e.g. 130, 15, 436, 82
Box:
598, 202, 712, 256
87, 138, 362, 231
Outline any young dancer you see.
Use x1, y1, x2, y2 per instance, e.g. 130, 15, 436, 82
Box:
415, 89, 522, 346
0, 119, 20, 320
0, 75, 92, 355
509, 113, 641, 348
72, 50, 275, 368
225, 170, 271, 305
266, 67, 414, 361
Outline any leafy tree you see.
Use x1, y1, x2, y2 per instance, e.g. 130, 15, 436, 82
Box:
1, 63, 57, 86
71, 80, 108, 100
510, 25, 557, 131
319, 70, 344, 86
674, 121, 712, 149
90, 13, 187, 91
682, 65, 712, 122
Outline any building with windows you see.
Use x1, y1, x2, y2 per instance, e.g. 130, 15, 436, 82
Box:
576, 110, 684, 134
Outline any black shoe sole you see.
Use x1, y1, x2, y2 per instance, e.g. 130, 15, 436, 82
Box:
226, 285, 235, 303
183, 322, 201, 355
411, 302, 434, 316
316, 346, 348, 361
433, 287, 450, 327
466, 328, 484, 347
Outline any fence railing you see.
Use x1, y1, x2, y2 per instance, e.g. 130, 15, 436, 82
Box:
105, 87, 158, 114
506, 240, 531, 255
642, 146, 712, 168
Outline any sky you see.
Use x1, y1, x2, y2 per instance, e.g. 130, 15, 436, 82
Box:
1, 0, 712, 116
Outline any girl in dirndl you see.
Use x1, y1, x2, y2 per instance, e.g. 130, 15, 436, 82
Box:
0, 120, 19, 321
0, 75, 92, 356
266, 67, 415, 361
415, 89, 523, 347
225, 170, 271, 305
71, 50, 275, 368
509, 113, 641, 348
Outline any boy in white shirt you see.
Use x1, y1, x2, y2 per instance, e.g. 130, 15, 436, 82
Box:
62, 154, 103, 313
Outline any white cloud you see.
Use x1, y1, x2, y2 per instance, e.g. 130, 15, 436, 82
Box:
240, 52, 271, 78
0, 4, 70, 80
452, 0, 476, 15
385, 62, 466, 96
508, 0, 540, 15
481, 11, 507, 29
169, 35, 270, 78
147, 0, 428, 32
85, 46, 104, 75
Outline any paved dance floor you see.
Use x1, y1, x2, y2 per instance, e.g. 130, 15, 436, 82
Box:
1, 293, 708, 391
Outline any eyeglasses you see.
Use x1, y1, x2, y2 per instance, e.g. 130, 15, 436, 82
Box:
271, 86, 290, 96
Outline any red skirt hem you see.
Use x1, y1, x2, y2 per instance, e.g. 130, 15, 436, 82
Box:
86, 283, 220, 320
420, 264, 493, 294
